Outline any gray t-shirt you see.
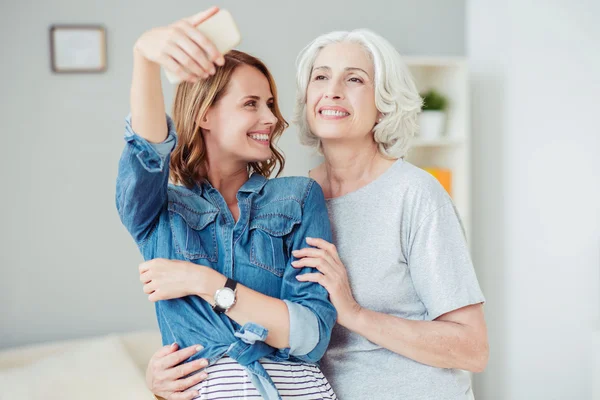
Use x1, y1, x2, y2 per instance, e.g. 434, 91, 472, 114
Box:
320, 159, 485, 400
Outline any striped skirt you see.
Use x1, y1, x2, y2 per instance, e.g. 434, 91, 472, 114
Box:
191, 356, 337, 399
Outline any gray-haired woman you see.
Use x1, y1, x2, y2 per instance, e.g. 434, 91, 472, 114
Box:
145, 26, 488, 400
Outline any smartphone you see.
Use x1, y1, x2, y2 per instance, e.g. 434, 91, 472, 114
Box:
164, 9, 242, 84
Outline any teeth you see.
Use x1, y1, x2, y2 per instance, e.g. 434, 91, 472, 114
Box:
249, 134, 269, 141
320, 109, 349, 117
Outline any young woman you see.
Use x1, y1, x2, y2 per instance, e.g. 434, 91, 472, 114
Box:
116, 7, 337, 400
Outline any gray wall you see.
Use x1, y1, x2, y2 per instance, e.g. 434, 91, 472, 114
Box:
0, 0, 465, 349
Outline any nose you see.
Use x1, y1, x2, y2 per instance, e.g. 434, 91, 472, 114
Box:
324, 79, 344, 100
263, 106, 278, 126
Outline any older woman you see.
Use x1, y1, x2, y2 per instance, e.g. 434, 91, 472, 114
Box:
145, 27, 488, 400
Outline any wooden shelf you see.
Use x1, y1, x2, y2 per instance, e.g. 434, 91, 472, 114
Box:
404, 55, 471, 241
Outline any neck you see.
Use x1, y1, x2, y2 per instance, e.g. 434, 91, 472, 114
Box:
320, 138, 395, 198
204, 157, 249, 205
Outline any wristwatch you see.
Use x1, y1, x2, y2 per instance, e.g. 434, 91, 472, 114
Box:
213, 278, 238, 314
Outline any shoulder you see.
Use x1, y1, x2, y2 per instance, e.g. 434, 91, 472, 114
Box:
166, 183, 200, 204
387, 160, 453, 213
262, 176, 321, 205
167, 183, 195, 197
166, 183, 218, 213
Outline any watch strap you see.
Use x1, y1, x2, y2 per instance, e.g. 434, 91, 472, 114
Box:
213, 278, 237, 314
224, 277, 237, 291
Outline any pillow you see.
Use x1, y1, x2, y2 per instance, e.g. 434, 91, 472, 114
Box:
0, 335, 153, 400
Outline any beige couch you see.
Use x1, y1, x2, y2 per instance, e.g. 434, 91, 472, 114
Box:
0, 331, 162, 400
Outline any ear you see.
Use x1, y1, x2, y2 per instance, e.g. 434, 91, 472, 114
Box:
198, 110, 212, 130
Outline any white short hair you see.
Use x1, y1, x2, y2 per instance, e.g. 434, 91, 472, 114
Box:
293, 29, 422, 158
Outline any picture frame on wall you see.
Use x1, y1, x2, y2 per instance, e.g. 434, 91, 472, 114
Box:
49, 25, 107, 73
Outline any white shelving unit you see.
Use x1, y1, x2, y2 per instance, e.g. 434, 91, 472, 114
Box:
403, 56, 471, 240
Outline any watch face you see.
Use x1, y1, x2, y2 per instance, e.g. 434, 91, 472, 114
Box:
216, 288, 235, 308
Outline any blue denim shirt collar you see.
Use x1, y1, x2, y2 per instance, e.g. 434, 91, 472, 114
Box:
239, 173, 268, 193
198, 173, 268, 195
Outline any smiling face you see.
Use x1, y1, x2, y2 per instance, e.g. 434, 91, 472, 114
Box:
306, 42, 380, 146
201, 64, 278, 164
169, 50, 287, 188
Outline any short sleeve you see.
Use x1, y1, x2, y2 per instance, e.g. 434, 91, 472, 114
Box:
408, 202, 485, 320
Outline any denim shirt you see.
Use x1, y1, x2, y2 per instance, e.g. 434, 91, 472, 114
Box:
115, 115, 337, 399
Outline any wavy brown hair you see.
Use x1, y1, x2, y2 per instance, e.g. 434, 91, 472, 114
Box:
169, 50, 287, 188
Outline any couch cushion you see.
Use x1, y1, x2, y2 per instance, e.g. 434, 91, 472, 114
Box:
0, 334, 153, 400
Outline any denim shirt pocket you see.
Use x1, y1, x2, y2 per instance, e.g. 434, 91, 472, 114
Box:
167, 189, 219, 262
248, 200, 301, 277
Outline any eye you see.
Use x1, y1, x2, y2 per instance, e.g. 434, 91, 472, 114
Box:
244, 100, 257, 107
313, 75, 327, 81
267, 102, 275, 109
349, 77, 363, 83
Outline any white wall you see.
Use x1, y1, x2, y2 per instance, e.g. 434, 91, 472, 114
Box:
0, 0, 466, 349
469, 1, 600, 399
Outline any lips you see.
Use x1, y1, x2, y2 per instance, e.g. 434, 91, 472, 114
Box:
247, 130, 271, 145
318, 106, 350, 117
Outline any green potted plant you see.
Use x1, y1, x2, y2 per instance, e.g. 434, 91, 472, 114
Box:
418, 89, 449, 140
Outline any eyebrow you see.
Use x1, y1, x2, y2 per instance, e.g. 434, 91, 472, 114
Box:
242, 95, 274, 102
313, 66, 370, 76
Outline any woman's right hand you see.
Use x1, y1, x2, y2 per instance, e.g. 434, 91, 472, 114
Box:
146, 343, 209, 400
134, 6, 225, 83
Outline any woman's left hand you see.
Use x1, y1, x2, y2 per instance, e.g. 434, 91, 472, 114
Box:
139, 258, 217, 302
291, 237, 362, 327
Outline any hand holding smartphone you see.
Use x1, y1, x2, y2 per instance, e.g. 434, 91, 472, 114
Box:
164, 9, 242, 84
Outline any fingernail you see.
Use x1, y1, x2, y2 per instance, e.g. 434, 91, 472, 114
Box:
196, 345, 204, 352
306, 237, 313, 241
171, 342, 178, 348
291, 261, 298, 266
200, 372, 208, 379
292, 250, 299, 255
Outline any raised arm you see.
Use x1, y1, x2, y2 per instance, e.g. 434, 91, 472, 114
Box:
116, 8, 224, 245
